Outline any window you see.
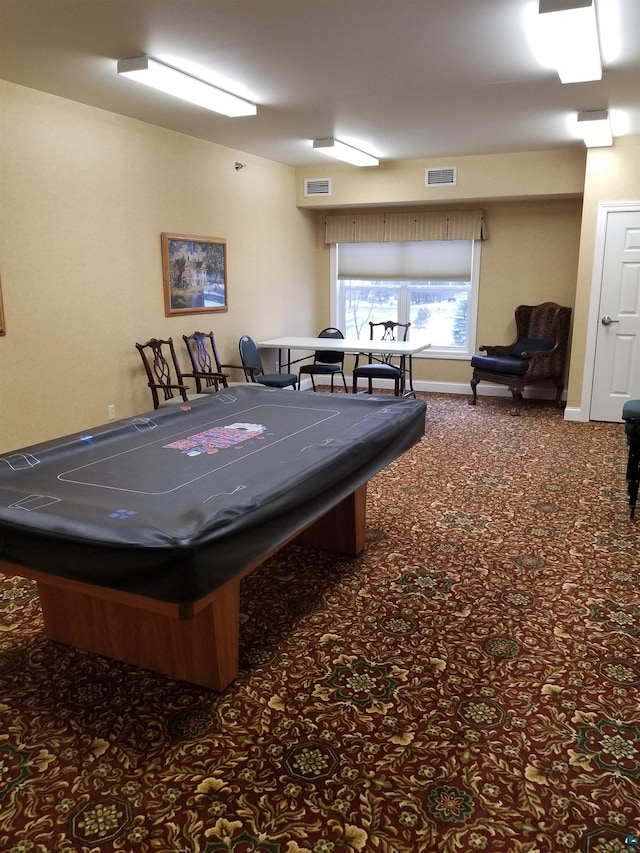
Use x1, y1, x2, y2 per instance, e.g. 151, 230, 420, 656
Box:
331, 240, 480, 358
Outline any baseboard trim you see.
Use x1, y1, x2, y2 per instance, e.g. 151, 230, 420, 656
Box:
563, 406, 589, 422
301, 375, 572, 408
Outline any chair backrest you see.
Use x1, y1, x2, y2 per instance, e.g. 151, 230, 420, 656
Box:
183, 331, 224, 390
514, 302, 572, 376
315, 327, 345, 365
370, 320, 411, 342
515, 302, 568, 343
135, 337, 185, 408
238, 335, 264, 381
368, 321, 411, 364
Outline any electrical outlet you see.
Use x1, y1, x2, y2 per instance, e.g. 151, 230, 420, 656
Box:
107, 404, 116, 421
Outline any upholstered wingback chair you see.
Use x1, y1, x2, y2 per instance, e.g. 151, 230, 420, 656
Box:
470, 302, 572, 411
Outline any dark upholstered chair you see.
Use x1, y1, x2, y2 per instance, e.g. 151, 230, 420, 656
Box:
135, 337, 207, 410
352, 321, 411, 396
299, 327, 348, 392
470, 302, 572, 411
622, 399, 640, 520
238, 335, 298, 389
182, 331, 230, 393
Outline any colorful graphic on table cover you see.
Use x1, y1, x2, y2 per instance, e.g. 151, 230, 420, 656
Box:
163, 422, 266, 456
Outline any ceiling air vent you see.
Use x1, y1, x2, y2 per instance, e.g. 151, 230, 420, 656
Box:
304, 178, 332, 197
425, 166, 457, 187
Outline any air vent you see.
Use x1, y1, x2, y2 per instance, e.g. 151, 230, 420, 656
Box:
304, 178, 332, 197
425, 166, 457, 187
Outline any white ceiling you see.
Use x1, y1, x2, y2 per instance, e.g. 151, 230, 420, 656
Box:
1, 0, 639, 168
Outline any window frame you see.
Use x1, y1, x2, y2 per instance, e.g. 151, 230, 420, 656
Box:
329, 240, 481, 359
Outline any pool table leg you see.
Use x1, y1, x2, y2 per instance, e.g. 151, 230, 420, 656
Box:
295, 483, 366, 555
35, 576, 241, 692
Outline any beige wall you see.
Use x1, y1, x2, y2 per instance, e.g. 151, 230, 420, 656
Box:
566, 135, 640, 413
299, 148, 586, 387
0, 82, 317, 452
296, 149, 586, 208
301, 139, 640, 404
309, 198, 583, 388
2, 80, 637, 453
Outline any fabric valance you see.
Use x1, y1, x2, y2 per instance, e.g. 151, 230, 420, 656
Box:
324, 209, 486, 244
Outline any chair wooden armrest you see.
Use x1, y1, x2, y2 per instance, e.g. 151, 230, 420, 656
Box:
182, 370, 229, 383
220, 362, 260, 382
479, 344, 514, 356
181, 371, 228, 391
149, 382, 189, 393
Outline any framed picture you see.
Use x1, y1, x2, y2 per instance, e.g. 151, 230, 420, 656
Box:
161, 233, 228, 316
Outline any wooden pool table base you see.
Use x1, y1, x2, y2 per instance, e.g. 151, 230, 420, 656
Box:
0, 484, 366, 691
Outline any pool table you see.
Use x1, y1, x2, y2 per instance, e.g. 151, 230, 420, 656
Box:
0, 386, 425, 689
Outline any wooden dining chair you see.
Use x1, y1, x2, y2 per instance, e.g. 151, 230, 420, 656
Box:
135, 337, 207, 410
182, 331, 230, 393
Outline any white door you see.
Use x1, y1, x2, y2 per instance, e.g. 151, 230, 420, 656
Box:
590, 209, 640, 422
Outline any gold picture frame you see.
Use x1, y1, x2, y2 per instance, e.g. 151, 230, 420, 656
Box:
161, 233, 228, 317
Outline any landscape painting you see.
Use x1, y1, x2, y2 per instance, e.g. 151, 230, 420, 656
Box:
161, 233, 227, 316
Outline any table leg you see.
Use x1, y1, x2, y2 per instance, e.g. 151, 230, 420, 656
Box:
36, 576, 241, 691
295, 484, 366, 555
402, 354, 416, 397
277, 347, 292, 373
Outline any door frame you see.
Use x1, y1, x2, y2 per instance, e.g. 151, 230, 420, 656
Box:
579, 200, 640, 422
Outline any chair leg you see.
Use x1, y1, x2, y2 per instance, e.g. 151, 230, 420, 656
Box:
508, 385, 523, 416
628, 457, 639, 521
341, 372, 348, 393
627, 436, 640, 520
554, 378, 564, 407
469, 376, 479, 405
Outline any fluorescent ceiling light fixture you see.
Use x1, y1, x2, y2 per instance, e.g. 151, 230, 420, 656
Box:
576, 110, 613, 147
313, 138, 379, 167
538, 0, 602, 83
117, 56, 257, 117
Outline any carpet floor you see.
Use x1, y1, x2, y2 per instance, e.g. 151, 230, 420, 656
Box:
1, 393, 638, 853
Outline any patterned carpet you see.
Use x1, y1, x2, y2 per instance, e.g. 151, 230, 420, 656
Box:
1, 393, 639, 853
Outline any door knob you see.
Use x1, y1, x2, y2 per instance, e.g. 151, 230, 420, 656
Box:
601, 316, 620, 325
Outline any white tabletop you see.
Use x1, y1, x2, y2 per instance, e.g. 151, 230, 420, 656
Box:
258, 336, 431, 357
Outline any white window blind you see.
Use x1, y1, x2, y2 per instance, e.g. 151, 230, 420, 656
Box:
337, 241, 473, 281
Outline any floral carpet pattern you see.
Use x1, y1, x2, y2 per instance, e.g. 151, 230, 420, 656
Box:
1, 393, 639, 853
